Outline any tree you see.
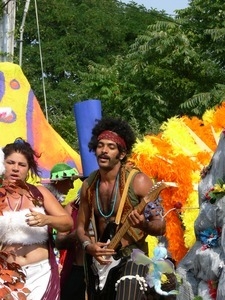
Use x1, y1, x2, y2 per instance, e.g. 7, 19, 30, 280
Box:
13, 0, 163, 146
75, 0, 225, 130
177, 0, 225, 67
176, 0, 225, 114
75, 18, 225, 133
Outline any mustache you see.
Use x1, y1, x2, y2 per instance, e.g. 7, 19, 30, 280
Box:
98, 154, 110, 160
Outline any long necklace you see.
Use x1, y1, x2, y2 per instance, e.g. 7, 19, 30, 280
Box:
96, 174, 119, 219
7, 195, 23, 211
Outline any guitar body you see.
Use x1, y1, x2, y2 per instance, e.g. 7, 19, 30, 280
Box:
85, 222, 125, 299
85, 253, 126, 299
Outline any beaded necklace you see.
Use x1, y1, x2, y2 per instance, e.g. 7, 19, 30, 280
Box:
7, 195, 23, 211
96, 174, 119, 219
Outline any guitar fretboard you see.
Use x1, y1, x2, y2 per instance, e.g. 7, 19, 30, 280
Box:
107, 181, 169, 250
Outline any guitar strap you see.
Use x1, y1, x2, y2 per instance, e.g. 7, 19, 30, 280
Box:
87, 167, 139, 242
114, 168, 139, 225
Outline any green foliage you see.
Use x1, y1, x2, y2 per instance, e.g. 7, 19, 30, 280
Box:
48, 108, 78, 150
181, 84, 225, 115
175, 0, 225, 114
75, 56, 163, 135
81, 0, 225, 130
75, 16, 225, 133
177, 0, 225, 67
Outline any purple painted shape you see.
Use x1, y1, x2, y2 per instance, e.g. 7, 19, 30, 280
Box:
0, 72, 5, 101
26, 89, 35, 144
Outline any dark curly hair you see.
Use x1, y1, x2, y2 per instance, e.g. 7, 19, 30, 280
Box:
88, 117, 136, 161
3, 137, 41, 178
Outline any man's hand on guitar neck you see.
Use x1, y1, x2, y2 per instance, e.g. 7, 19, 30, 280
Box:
128, 209, 166, 236
128, 209, 148, 230
86, 240, 116, 265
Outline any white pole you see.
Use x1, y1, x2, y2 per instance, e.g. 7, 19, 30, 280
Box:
34, 0, 48, 121
19, 0, 31, 66
0, 0, 16, 62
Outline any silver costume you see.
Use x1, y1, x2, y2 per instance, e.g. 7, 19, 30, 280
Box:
177, 132, 225, 300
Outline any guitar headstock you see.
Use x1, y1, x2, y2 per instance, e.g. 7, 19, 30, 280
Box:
144, 181, 177, 203
149, 180, 177, 191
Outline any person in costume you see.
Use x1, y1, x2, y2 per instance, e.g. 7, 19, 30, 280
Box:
0, 138, 73, 300
44, 162, 80, 203
47, 163, 86, 300
76, 117, 166, 300
176, 131, 225, 300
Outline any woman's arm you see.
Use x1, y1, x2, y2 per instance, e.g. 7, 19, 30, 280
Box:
34, 185, 73, 232
55, 203, 77, 250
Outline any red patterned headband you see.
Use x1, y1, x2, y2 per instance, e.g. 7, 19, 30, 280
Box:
97, 130, 127, 149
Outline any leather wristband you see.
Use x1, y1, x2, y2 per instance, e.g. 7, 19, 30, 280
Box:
82, 240, 92, 251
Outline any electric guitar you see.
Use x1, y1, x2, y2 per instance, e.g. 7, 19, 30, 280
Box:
91, 181, 177, 291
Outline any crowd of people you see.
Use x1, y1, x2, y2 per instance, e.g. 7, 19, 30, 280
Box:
0, 115, 223, 300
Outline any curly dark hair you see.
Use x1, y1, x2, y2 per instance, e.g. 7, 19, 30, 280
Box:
3, 137, 41, 178
88, 117, 136, 159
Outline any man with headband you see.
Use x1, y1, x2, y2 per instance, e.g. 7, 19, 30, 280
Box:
76, 117, 166, 300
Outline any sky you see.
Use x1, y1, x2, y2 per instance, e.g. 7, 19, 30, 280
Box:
121, 0, 189, 15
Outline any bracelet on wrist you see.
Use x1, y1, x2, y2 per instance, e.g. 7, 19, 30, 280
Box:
82, 240, 92, 251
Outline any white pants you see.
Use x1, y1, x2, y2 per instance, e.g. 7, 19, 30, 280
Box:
21, 259, 51, 300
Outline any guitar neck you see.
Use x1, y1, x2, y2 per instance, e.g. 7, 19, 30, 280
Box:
107, 198, 146, 249
107, 181, 175, 250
